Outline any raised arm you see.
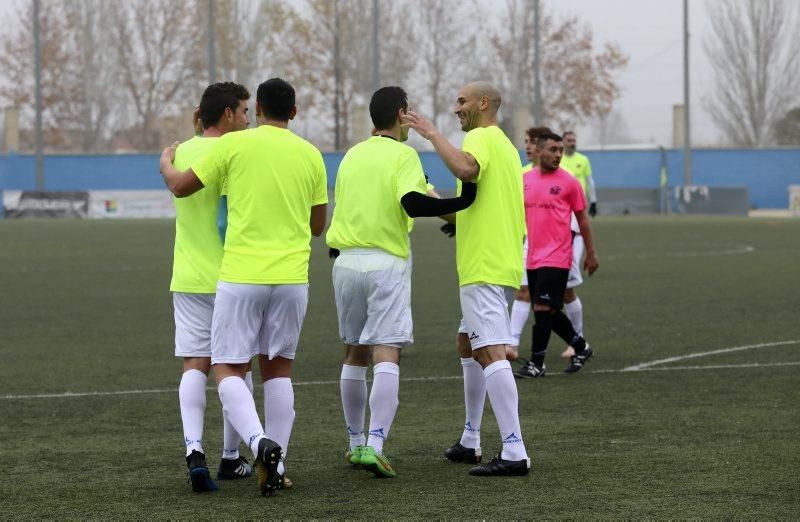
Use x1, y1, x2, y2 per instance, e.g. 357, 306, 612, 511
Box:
401, 111, 479, 182
400, 182, 477, 218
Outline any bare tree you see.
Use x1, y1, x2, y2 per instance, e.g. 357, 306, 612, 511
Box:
704, 0, 800, 147
490, 0, 628, 138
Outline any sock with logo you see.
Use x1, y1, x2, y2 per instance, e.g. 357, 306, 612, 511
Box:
459, 357, 485, 451
484, 360, 528, 461
179, 368, 207, 457
263, 377, 295, 461
222, 370, 254, 460
551, 310, 587, 352
217, 375, 266, 459
531, 310, 552, 366
510, 299, 531, 347
340, 364, 368, 449
366, 362, 400, 454
564, 297, 583, 337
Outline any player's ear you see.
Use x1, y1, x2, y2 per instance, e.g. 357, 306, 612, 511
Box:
289, 106, 297, 121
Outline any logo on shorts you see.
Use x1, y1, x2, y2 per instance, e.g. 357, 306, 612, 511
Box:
540, 293, 551, 300
469, 331, 480, 341
550, 186, 562, 195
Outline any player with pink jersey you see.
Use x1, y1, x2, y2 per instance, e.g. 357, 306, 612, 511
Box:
514, 132, 599, 378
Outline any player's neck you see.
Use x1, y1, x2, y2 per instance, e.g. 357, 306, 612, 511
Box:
260, 119, 289, 129
540, 165, 558, 174
201, 126, 224, 138
374, 126, 401, 141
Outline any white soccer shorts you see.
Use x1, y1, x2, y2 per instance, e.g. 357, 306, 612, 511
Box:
332, 248, 413, 347
458, 284, 515, 350
520, 236, 529, 287
173, 292, 215, 357
211, 281, 309, 364
567, 234, 585, 289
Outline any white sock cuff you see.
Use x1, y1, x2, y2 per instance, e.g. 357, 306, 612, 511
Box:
217, 375, 242, 390
263, 377, 292, 396
460, 357, 479, 368
341, 364, 368, 381
483, 359, 512, 379
373, 361, 400, 376
512, 299, 531, 311
182, 368, 208, 382
565, 298, 582, 311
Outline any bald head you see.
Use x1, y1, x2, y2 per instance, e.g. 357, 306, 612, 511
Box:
454, 81, 502, 132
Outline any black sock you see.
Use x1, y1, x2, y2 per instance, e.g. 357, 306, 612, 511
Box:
531, 310, 552, 366
551, 310, 586, 352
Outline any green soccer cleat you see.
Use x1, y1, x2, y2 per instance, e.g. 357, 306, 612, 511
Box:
360, 446, 397, 479
345, 445, 365, 467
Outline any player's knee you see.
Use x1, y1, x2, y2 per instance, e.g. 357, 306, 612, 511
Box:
343, 344, 370, 366
259, 355, 293, 381
457, 333, 472, 358
532, 303, 552, 313
183, 356, 211, 375
564, 288, 576, 303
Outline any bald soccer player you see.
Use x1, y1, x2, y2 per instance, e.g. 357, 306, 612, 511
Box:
403, 81, 530, 477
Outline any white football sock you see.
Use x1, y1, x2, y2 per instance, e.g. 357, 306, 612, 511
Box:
340, 364, 367, 449
222, 370, 254, 460
366, 362, 400, 454
510, 300, 531, 347
179, 369, 207, 457
459, 357, 485, 451
217, 375, 265, 459
564, 298, 584, 337
263, 377, 295, 460
484, 360, 528, 462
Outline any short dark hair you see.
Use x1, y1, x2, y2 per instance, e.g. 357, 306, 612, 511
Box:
369, 86, 408, 131
563, 130, 576, 138
199, 82, 250, 129
536, 131, 563, 147
257, 78, 295, 121
525, 126, 552, 142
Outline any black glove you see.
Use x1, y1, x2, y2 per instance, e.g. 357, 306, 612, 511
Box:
440, 223, 456, 237
589, 202, 597, 218
328, 247, 340, 258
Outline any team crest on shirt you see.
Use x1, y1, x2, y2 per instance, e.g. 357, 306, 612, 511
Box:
550, 186, 562, 195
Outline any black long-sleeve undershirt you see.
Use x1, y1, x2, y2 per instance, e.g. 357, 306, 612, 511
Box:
400, 182, 477, 218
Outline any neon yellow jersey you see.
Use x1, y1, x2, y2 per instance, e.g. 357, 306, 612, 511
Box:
170, 136, 223, 293
456, 126, 525, 287
560, 151, 592, 194
326, 136, 427, 258
193, 125, 328, 285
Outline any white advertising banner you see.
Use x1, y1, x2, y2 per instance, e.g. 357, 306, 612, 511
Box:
88, 190, 175, 219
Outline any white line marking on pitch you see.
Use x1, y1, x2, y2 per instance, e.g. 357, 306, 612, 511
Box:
3, 339, 799, 401
621, 339, 800, 371
603, 244, 754, 261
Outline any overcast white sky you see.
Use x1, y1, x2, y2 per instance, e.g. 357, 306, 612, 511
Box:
0, 0, 723, 147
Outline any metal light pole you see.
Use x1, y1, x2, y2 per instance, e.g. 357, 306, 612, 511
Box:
682, 0, 692, 186
33, 0, 44, 190
371, 0, 380, 93
532, 0, 542, 124
208, 0, 216, 83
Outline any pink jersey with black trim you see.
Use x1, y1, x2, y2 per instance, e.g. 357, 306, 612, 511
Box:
523, 166, 586, 269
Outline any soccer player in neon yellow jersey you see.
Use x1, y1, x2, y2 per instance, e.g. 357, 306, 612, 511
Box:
171, 82, 251, 492
558, 131, 597, 358
402, 81, 530, 476
328, 86, 477, 479
160, 78, 328, 496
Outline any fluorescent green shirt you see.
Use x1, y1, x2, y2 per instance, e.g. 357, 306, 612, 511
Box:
560, 151, 592, 194
326, 136, 427, 258
170, 136, 223, 293
193, 125, 328, 285
456, 126, 525, 287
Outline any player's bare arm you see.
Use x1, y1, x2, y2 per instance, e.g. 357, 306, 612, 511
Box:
159, 142, 205, 198
401, 111, 479, 182
575, 209, 599, 275
310, 203, 327, 237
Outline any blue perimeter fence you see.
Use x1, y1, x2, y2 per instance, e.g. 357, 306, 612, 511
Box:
1, 148, 798, 209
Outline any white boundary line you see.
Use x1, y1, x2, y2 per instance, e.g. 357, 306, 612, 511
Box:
603, 244, 755, 261
2, 339, 799, 401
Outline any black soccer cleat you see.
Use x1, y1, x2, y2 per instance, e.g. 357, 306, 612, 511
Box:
254, 438, 282, 496
216, 455, 253, 480
564, 345, 593, 374
514, 361, 546, 379
444, 441, 482, 464
186, 450, 219, 492
469, 453, 530, 477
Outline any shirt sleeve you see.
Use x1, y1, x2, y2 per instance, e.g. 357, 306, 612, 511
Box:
570, 176, 587, 212
311, 150, 328, 206
192, 138, 229, 188
395, 149, 428, 203
461, 128, 488, 183
584, 154, 592, 178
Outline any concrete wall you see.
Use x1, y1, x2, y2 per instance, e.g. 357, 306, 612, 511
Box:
1, 147, 798, 208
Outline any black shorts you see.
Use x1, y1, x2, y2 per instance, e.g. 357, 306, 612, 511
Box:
527, 267, 569, 309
